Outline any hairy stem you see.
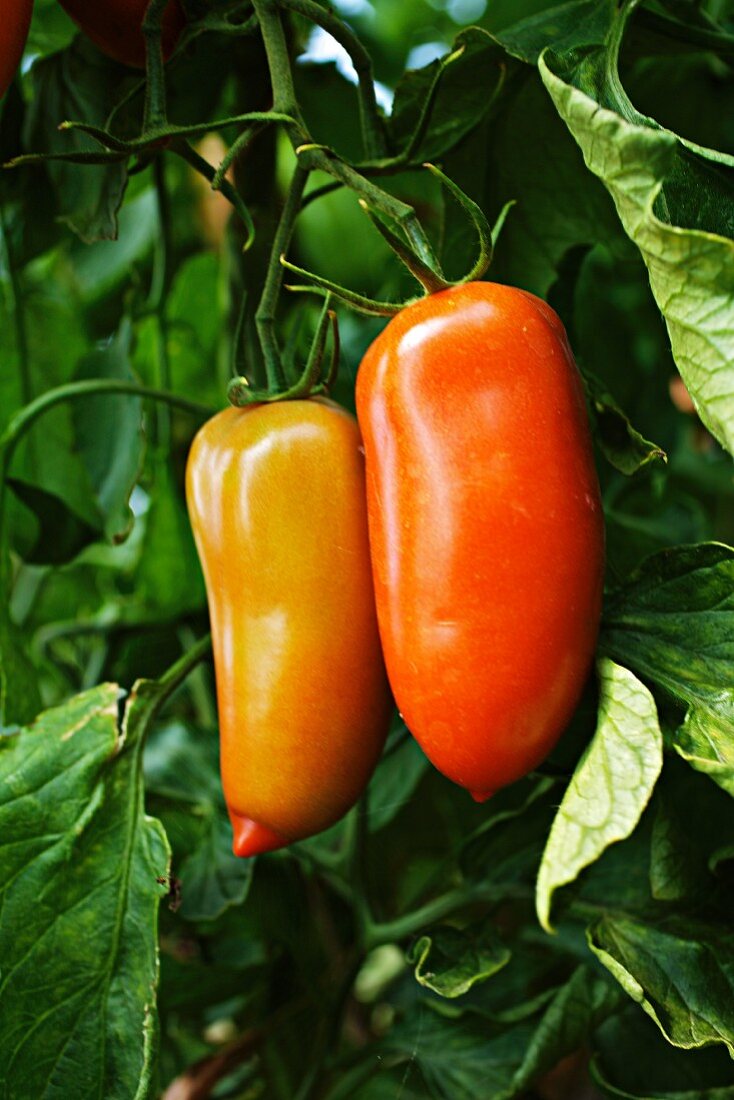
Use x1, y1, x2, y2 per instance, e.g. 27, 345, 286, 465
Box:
142, 0, 172, 129
255, 164, 309, 391
278, 0, 387, 159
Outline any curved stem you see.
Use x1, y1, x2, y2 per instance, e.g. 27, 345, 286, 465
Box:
301, 179, 343, 210
172, 139, 257, 249
151, 157, 174, 448
252, 0, 302, 116
424, 163, 493, 284
0, 379, 210, 597
254, 0, 441, 274
278, 0, 387, 159
142, 0, 172, 130
0, 380, 210, 463
255, 164, 309, 391
212, 122, 265, 190
156, 633, 212, 699
359, 200, 450, 294
364, 884, 492, 949
321, 308, 340, 392
400, 44, 465, 166
282, 263, 402, 317
0, 205, 32, 405
604, 0, 643, 125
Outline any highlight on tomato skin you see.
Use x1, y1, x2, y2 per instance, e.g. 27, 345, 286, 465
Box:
0, 0, 34, 100
57, 0, 185, 68
356, 280, 605, 799
185, 399, 393, 858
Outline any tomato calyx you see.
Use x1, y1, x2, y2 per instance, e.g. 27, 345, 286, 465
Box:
228, 292, 340, 407
279, 162, 513, 319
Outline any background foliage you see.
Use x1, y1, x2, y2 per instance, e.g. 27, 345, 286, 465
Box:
1, 0, 734, 1097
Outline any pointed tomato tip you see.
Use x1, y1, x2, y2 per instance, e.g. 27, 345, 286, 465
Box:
469, 789, 495, 804
229, 810, 289, 858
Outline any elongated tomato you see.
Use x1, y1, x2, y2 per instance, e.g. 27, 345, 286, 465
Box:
0, 0, 33, 100
186, 399, 392, 857
58, 0, 184, 68
356, 282, 604, 798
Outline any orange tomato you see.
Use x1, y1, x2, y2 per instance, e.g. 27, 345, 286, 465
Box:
58, 0, 184, 68
356, 282, 604, 798
186, 400, 392, 856
0, 0, 33, 100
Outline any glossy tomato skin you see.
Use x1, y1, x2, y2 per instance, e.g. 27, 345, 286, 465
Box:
0, 0, 33, 100
58, 0, 184, 68
186, 399, 392, 856
356, 282, 604, 797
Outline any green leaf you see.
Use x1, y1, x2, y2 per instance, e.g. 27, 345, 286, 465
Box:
483, 71, 621, 298
377, 963, 621, 1100
410, 923, 510, 998
673, 707, 734, 800
497, 0, 611, 65
72, 323, 144, 542
588, 915, 734, 1056
390, 27, 505, 162
593, 1006, 734, 1099
366, 722, 428, 833
7, 475, 100, 564
145, 721, 254, 922
24, 39, 131, 242
602, 544, 734, 784
0, 682, 170, 1098
583, 370, 667, 475
0, 612, 41, 727
461, 777, 558, 891
503, 965, 622, 1098
133, 455, 206, 621
539, 51, 734, 456
536, 659, 662, 931
381, 1009, 538, 1100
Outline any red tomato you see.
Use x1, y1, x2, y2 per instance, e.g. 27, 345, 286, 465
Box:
356, 282, 604, 798
186, 400, 392, 857
0, 0, 33, 100
58, 0, 184, 68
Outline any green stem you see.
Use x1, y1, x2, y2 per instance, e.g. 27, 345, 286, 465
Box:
0, 206, 32, 405
254, 0, 441, 276
359, 200, 450, 294
400, 44, 465, 165
301, 180, 343, 210
156, 633, 212, 700
151, 156, 173, 447
604, 0, 643, 126
172, 139, 257, 249
142, 0, 172, 130
277, 0, 387, 159
0, 379, 209, 598
255, 164, 309, 391
364, 885, 487, 949
424, 163, 493, 284
282, 265, 401, 317
0, 379, 210, 464
252, 0, 302, 116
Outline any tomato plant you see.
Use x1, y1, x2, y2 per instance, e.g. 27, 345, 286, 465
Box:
58, 0, 184, 67
356, 281, 604, 798
1, 1, 734, 1098
0, 0, 33, 99
186, 400, 392, 856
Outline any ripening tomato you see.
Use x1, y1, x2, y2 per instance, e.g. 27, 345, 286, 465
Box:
0, 0, 33, 100
356, 282, 604, 799
186, 400, 393, 857
58, 0, 184, 68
